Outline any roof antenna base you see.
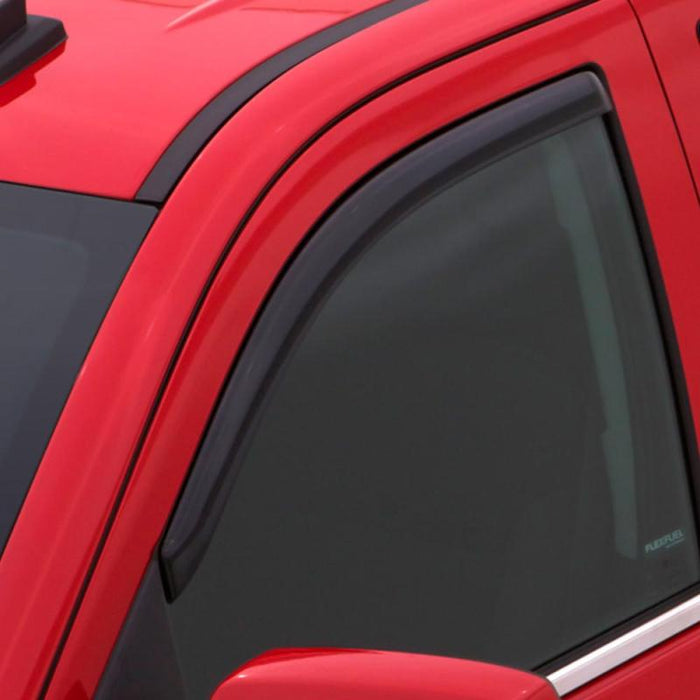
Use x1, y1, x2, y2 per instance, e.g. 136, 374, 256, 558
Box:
0, 0, 66, 85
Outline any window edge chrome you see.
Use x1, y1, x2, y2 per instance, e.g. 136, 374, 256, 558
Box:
547, 592, 700, 695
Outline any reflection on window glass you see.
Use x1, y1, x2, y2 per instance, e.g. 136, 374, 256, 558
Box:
168, 118, 699, 698
0, 230, 87, 467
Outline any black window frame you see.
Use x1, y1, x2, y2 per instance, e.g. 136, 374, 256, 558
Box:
153, 68, 700, 680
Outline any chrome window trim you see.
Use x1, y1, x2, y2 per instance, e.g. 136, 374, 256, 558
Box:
547, 592, 700, 695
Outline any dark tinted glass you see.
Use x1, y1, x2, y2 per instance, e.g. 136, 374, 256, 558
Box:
0, 183, 155, 550
168, 118, 699, 697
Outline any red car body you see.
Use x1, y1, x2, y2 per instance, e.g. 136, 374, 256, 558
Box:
0, 0, 698, 697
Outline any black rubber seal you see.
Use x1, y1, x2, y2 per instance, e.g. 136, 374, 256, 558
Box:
0, 14, 66, 86
135, 0, 426, 204
159, 72, 611, 601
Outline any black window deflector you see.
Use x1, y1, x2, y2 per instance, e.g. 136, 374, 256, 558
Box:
0, 0, 66, 86
159, 71, 612, 601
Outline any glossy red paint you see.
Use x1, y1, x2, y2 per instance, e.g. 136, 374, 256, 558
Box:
211, 649, 558, 700
0, 0, 699, 697
0, 0, 392, 198
627, 0, 700, 194
2, 1, 614, 696
24, 1, 699, 698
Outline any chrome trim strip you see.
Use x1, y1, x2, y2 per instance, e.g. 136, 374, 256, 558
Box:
547, 592, 700, 695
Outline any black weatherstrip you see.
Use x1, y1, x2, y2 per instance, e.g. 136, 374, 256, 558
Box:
136, 0, 426, 204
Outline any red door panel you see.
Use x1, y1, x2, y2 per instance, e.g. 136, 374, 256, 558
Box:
570, 624, 700, 698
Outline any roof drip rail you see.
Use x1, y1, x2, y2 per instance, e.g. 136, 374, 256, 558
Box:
0, 0, 66, 85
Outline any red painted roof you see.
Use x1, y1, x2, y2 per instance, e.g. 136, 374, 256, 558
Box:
0, 0, 391, 198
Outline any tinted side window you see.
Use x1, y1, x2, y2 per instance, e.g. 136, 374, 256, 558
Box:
167, 117, 699, 697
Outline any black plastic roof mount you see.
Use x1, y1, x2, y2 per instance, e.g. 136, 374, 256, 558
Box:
0, 0, 66, 86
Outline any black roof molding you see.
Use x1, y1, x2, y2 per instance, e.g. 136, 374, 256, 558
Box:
0, 0, 66, 86
135, 0, 427, 205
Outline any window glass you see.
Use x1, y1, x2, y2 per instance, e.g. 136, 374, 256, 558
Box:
0, 184, 155, 551
167, 118, 699, 698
